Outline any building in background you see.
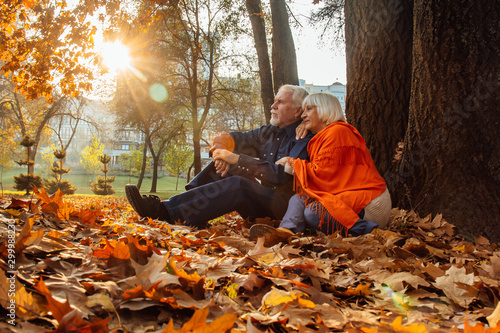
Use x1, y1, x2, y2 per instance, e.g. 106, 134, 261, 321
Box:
299, 79, 346, 111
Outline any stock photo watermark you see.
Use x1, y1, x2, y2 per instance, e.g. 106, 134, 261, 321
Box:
5, 219, 17, 325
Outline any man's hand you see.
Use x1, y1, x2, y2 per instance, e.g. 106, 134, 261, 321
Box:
276, 157, 294, 175
295, 121, 309, 140
212, 148, 239, 176
214, 159, 231, 177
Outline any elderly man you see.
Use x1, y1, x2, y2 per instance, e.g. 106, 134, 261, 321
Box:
125, 85, 313, 228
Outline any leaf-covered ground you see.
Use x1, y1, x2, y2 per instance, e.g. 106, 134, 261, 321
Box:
0, 189, 499, 332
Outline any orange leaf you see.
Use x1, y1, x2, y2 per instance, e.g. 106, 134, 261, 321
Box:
93, 239, 115, 259
344, 283, 372, 296
391, 316, 427, 333
111, 241, 130, 260
122, 285, 146, 300
79, 208, 102, 225
34, 278, 72, 324
170, 259, 202, 283
162, 307, 237, 333
464, 318, 500, 333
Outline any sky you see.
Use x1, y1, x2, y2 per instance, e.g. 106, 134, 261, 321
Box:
289, 0, 347, 85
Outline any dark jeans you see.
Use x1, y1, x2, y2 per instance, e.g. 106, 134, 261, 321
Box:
163, 163, 291, 227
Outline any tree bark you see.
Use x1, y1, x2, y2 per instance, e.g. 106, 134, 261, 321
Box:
397, 0, 500, 242
246, 0, 274, 123
137, 141, 148, 190
270, 0, 299, 91
344, 0, 413, 184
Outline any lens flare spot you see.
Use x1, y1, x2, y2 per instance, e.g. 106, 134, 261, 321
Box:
149, 83, 168, 102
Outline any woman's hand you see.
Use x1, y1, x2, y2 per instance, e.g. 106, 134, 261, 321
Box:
276, 157, 294, 175
295, 121, 309, 140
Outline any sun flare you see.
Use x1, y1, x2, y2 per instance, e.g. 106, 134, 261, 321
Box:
101, 41, 131, 72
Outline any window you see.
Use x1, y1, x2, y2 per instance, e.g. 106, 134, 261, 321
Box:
122, 144, 130, 150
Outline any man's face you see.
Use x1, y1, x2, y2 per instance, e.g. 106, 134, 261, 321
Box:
270, 90, 302, 128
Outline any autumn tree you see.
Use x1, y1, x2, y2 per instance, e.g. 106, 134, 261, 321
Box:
245, 0, 274, 122
111, 67, 186, 192
165, 143, 193, 191
245, 0, 300, 121
0, 75, 91, 175
344, 0, 413, 176
80, 135, 104, 181
205, 77, 265, 133
48, 97, 94, 151
325, 0, 499, 241
136, 0, 249, 175
392, 0, 500, 241
119, 147, 147, 184
0, 0, 122, 101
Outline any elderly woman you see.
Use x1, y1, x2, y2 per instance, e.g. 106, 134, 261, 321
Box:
250, 92, 392, 246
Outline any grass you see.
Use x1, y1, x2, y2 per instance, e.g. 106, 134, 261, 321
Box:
0, 168, 187, 198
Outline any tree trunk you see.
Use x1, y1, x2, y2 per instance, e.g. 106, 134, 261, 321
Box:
137, 142, 148, 190
192, 124, 202, 175
246, 0, 274, 123
397, 0, 500, 242
150, 155, 159, 193
270, 0, 299, 91
344, 0, 413, 186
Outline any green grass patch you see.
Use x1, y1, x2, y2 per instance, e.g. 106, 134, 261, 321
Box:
0, 168, 187, 198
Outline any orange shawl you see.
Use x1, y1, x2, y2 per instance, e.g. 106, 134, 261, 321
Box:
293, 121, 386, 233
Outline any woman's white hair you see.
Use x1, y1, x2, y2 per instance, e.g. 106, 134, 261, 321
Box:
302, 92, 345, 125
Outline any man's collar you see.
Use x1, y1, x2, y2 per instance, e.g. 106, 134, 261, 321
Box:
280, 120, 302, 137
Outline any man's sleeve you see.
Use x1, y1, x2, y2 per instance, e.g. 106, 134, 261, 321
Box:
236, 133, 313, 187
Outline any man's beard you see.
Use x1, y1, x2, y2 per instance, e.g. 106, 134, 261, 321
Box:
270, 114, 280, 127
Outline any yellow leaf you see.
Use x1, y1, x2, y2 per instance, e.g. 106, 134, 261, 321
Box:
4, 209, 22, 217
263, 288, 295, 307
86, 294, 115, 312
452, 245, 465, 252
297, 297, 316, 309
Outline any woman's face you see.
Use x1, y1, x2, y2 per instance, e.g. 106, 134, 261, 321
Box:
301, 105, 327, 134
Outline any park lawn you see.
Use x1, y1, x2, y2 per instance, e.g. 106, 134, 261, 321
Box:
0, 168, 186, 198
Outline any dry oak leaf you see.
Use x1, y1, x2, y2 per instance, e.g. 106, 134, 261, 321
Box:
433, 265, 479, 308
162, 306, 237, 333
364, 270, 430, 292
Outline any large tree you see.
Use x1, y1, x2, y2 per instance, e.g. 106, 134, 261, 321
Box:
246, 0, 274, 122
344, 0, 413, 177
395, 0, 500, 241
270, 0, 299, 91
246, 0, 299, 121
